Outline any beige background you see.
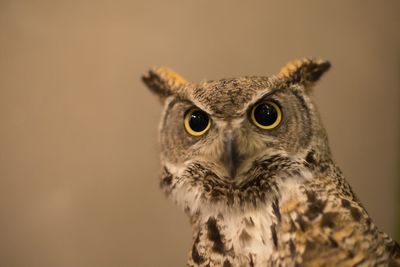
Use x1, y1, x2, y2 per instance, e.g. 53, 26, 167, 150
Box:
0, 1, 399, 266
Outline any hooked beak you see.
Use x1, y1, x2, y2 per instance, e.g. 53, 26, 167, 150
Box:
220, 135, 241, 179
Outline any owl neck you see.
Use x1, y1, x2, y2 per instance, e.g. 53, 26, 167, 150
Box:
187, 175, 309, 266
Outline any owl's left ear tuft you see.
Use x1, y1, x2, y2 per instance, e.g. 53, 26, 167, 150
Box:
142, 67, 188, 100
278, 58, 331, 91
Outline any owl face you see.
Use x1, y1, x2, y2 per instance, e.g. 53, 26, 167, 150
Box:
159, 80, 314, 179
143, 59, 332, 212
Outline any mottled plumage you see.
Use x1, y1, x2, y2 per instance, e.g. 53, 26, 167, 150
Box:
142, 59, 400, 267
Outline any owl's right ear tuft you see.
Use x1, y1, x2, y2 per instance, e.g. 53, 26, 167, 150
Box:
142, 67, 188, 101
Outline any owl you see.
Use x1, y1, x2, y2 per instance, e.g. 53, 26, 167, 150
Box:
142, 59, 400, 267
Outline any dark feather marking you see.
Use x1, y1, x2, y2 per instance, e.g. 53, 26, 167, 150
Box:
347, 250, 355, 258
223, 259, 232, 267
305, 190, 317, 202
320, 212, 338, 228
271, 224, 278, 248
365, 217, 372, 227
192, 232, 204, 264
296, 216, 308, 232
272, 198, 281, 222
207, 217, 225, 254
203, 183, 211, 192
305, 150, 316, 165
249, 254, 255, 267
159, 167, 174, 189
289, 220, 297, 232
305, 190, 326, 220
350, 207, 362, 221
341, 198, 351, 208
160, 174, 172, 188
249, 217, 255, 225
328, 236, 338, 248
244, 217, 255, 227
239, 229, 252, 244
289, 239, 296, 258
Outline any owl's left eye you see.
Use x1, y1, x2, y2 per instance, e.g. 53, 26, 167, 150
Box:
250, 101, 282, 129
184, 108, 211, 136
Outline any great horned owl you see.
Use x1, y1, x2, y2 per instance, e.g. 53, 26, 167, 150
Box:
142, 59, 400, 267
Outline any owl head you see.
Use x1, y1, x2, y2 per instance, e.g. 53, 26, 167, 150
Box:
143, 59, 332, 216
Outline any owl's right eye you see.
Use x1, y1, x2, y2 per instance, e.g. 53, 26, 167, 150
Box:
184, 108, 211, 136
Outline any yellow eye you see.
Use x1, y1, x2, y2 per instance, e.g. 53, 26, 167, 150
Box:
251, 101, 282, 129
184, 108, 211, 136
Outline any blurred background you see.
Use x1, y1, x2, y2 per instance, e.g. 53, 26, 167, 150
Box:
0, 0, 399, 266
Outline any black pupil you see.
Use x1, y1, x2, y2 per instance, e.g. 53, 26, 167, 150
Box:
189, 110, 209, 132
254, 103, 278, 126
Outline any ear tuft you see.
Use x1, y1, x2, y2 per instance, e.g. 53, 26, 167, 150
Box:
142, 67, 188, 99
278, 58, 331, 90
